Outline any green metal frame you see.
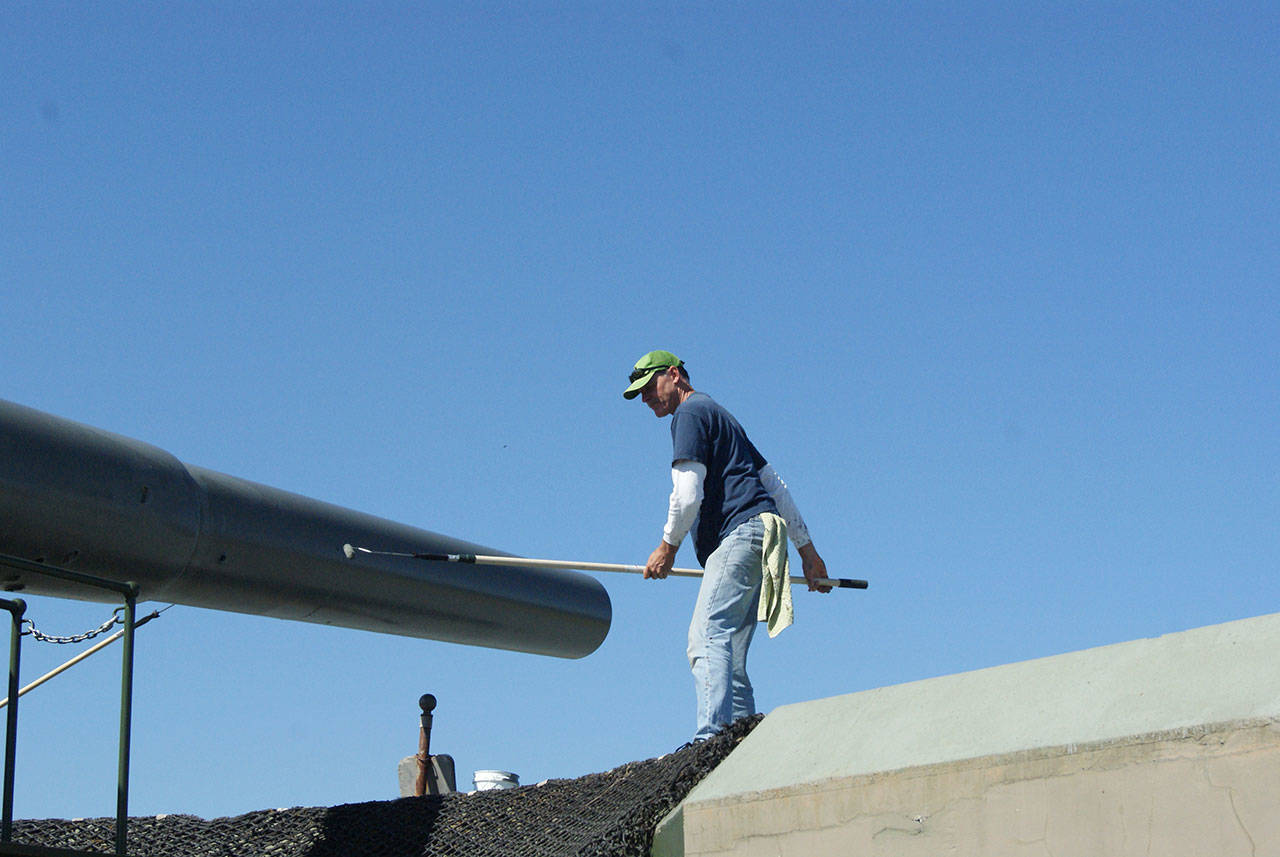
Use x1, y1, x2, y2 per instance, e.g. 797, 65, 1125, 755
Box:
0, 553, 139, 857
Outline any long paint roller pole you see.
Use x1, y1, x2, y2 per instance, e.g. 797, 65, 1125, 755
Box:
342, 543, 868, 590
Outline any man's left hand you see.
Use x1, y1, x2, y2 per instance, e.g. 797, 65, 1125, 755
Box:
798, 543, 832, 593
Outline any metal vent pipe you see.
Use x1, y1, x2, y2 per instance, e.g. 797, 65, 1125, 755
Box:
0, 399, 610, 659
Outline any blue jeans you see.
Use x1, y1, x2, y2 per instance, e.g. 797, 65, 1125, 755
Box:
687, 516, 763, 740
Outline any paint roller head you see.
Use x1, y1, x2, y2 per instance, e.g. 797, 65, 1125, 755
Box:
342, 543, 356, 559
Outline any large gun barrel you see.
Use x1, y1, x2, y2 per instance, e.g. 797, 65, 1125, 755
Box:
0, 399, 611, 659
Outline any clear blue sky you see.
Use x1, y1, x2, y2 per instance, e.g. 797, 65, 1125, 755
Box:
2, 2, 1276, 821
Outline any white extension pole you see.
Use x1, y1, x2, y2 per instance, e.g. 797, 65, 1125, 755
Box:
342, 544, 868, 589
457, 554, 815, 584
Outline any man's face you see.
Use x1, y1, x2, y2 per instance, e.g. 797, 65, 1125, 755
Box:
640, 367, 680, 418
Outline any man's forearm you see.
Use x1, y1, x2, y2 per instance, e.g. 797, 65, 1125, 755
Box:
663, 460, 706, 546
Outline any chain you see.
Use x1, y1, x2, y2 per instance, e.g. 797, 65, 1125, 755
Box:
22, 608, 125, 644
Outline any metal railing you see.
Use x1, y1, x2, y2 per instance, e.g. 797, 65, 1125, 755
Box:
0, 553, 141, 857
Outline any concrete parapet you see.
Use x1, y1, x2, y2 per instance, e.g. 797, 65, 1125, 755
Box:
653, 611, 1280, 856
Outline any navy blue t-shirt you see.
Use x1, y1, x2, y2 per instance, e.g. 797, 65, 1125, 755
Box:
670, 392, 776, 566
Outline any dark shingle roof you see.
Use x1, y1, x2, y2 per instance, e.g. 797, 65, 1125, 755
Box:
13, 715, 760, 857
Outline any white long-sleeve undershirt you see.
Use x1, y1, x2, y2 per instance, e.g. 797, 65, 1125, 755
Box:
662, 460, 705, 547
660, 460, 813, 550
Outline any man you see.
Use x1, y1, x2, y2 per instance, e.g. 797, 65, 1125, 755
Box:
624, 350, 829, 740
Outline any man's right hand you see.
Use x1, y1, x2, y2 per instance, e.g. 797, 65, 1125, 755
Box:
645, 540, 678, 579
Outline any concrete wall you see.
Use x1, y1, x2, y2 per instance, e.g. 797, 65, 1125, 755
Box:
653, 611, 1280, 856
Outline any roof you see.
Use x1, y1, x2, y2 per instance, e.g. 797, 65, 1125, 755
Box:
13, 715, 760, 857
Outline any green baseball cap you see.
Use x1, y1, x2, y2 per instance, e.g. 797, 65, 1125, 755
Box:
623, 350, 683, 400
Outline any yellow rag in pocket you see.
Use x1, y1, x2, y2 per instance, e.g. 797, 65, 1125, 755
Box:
758, 512, 793, 637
